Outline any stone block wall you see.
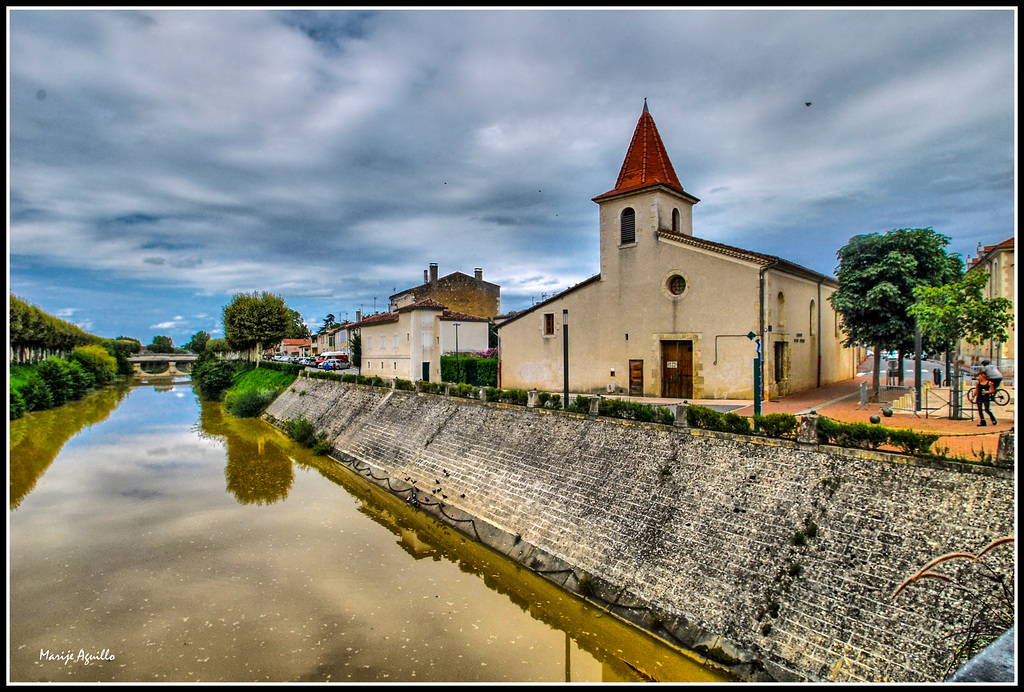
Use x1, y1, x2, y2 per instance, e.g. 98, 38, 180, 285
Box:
265, 379, 1015, 682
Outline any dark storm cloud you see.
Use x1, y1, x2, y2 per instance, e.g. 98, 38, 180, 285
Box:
7, 8, 1015, 343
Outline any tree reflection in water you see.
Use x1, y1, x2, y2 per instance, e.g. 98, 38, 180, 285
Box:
9, 382, 132, 510
195, 400, 294, 506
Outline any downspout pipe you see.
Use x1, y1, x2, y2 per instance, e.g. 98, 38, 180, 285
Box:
817, 278, 823, 388
759, 258, 780, 399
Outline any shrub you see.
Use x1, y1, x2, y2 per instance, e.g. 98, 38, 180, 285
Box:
311, 436, 332, 455
888, 427, 940, 456
65, 360, 95, 400
816, 416, 940, 456
9, 388, 27, 420
547, 393, 562, 409
191, 351, 239, 400
22, 371, 53, 412
753, 412, 798, 438
70, 344, 118, 385
419, 380, 446, 395
284, 415, 318, 447
395, 378, 416, 391
568, 395, 591, 414
224, 388, 279, 418
655, 406, 675, 425
36, 357, 74, 407
685, 405, 753, 434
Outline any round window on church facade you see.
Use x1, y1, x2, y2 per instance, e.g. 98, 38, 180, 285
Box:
668, 274, 687, 295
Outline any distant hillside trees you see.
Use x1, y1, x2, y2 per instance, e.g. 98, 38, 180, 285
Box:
9, 294, 102, 363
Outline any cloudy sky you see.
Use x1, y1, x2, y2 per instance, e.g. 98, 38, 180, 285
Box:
8, 8, 1016, 346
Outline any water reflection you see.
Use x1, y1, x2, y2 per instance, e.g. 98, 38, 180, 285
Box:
195, 402, 294, 506
294, 453, 735, 683
9, 385, 734, 683
9, 381, 132, 510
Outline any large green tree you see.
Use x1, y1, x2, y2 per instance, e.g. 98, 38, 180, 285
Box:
222, 291, 291, 365
910, 270, 1013, 361
829, 228, 962, 400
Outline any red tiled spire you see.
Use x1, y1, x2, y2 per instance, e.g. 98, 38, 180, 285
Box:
593, 100, 686, 201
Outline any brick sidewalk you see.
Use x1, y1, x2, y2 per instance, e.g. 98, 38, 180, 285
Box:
618, 371, 1014, 462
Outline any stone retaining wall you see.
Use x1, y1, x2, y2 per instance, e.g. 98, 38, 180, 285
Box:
264, 378, 1015, 682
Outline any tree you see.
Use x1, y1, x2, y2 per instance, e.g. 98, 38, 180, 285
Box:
186, 330, 211, 354
284, 309, 311, 340
829, 228, 962, 401
910, 270, 1013, 365
350, 332, 362, 370
148, 335, 175, 353
222, 291, 291, 365
318, 313, 338, 335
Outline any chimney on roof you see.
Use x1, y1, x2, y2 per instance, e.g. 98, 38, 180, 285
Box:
356, 310, 362, 323
429, 263, 438, 283
475, 267, 483, 281
424, 269, 429, 284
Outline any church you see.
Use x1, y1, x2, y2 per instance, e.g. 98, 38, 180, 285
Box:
497, 103, 857, 400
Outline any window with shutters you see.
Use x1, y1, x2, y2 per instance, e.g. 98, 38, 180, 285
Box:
620, 207, 636, 245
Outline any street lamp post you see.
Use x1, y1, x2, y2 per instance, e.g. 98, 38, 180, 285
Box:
562, 310, 569, 408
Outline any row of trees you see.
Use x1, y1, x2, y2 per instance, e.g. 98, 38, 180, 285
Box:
10, 345, 126, 419
9, 294, 103, 362
830, 228, 1013, 401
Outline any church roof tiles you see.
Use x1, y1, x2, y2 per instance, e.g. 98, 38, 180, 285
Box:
593, 100, 691, 202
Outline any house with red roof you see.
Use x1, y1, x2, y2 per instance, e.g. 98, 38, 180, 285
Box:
497, 101, 856, 400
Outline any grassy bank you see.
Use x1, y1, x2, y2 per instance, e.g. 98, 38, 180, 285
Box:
221, 364, 299, 418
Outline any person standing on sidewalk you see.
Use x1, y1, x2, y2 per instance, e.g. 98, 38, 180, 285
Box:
975, 372, 997, 426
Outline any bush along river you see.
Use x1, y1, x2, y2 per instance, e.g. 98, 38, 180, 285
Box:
8, 381, 734, 683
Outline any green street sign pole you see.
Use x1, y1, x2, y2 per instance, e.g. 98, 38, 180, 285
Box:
748, 332, 761, 433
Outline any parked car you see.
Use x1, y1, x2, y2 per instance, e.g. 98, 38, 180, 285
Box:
320, 357, 350, 371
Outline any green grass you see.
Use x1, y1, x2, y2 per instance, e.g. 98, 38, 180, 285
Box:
229, 365, 298, 394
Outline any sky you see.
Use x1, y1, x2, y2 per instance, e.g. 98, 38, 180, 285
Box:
8, 8, 1017, 347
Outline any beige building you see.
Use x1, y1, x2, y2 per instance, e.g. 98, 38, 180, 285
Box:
314, 321, 356, 357
357, 299, 489, 382
960, 237, 1015, 373
498, 103, 856, 400
390, 264, 500, 320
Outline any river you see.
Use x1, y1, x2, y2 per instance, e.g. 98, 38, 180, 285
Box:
8, 381, 733, 683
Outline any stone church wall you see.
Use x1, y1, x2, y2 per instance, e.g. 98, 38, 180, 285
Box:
264, 378, 1015, 682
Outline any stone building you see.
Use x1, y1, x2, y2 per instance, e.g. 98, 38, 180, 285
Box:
960, 237, 1015, 374
390, 264, 500, 320
356, 299, 489, 383
497, 102, 857, 400
314, 321, 356, 358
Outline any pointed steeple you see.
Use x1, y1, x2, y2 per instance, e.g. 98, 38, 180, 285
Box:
593, 101, 686, 201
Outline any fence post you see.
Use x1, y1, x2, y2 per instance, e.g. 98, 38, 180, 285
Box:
674, 401, 689, 428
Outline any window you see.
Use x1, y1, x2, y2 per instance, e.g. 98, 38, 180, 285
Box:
380, 335, 385, 350
667, 275, 686, 296
809, 300, 815, 336
672, 208, 680, 233
393, 333, 398, 349
620, 208, 636, 245
543, 313, 555, 336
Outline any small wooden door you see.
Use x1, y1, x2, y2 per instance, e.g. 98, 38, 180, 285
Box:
628, 359, 644, 396
422, 362, 430, 382
661, 341, 693, 399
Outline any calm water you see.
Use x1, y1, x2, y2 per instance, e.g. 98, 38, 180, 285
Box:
9, 382, 732, 683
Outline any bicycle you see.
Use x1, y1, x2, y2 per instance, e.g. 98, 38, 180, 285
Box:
966, 383, 1011, 406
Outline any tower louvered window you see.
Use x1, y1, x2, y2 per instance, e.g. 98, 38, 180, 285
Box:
620, 208, 636, 245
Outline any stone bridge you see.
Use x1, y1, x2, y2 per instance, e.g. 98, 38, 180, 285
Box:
128, 353, 198, 377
